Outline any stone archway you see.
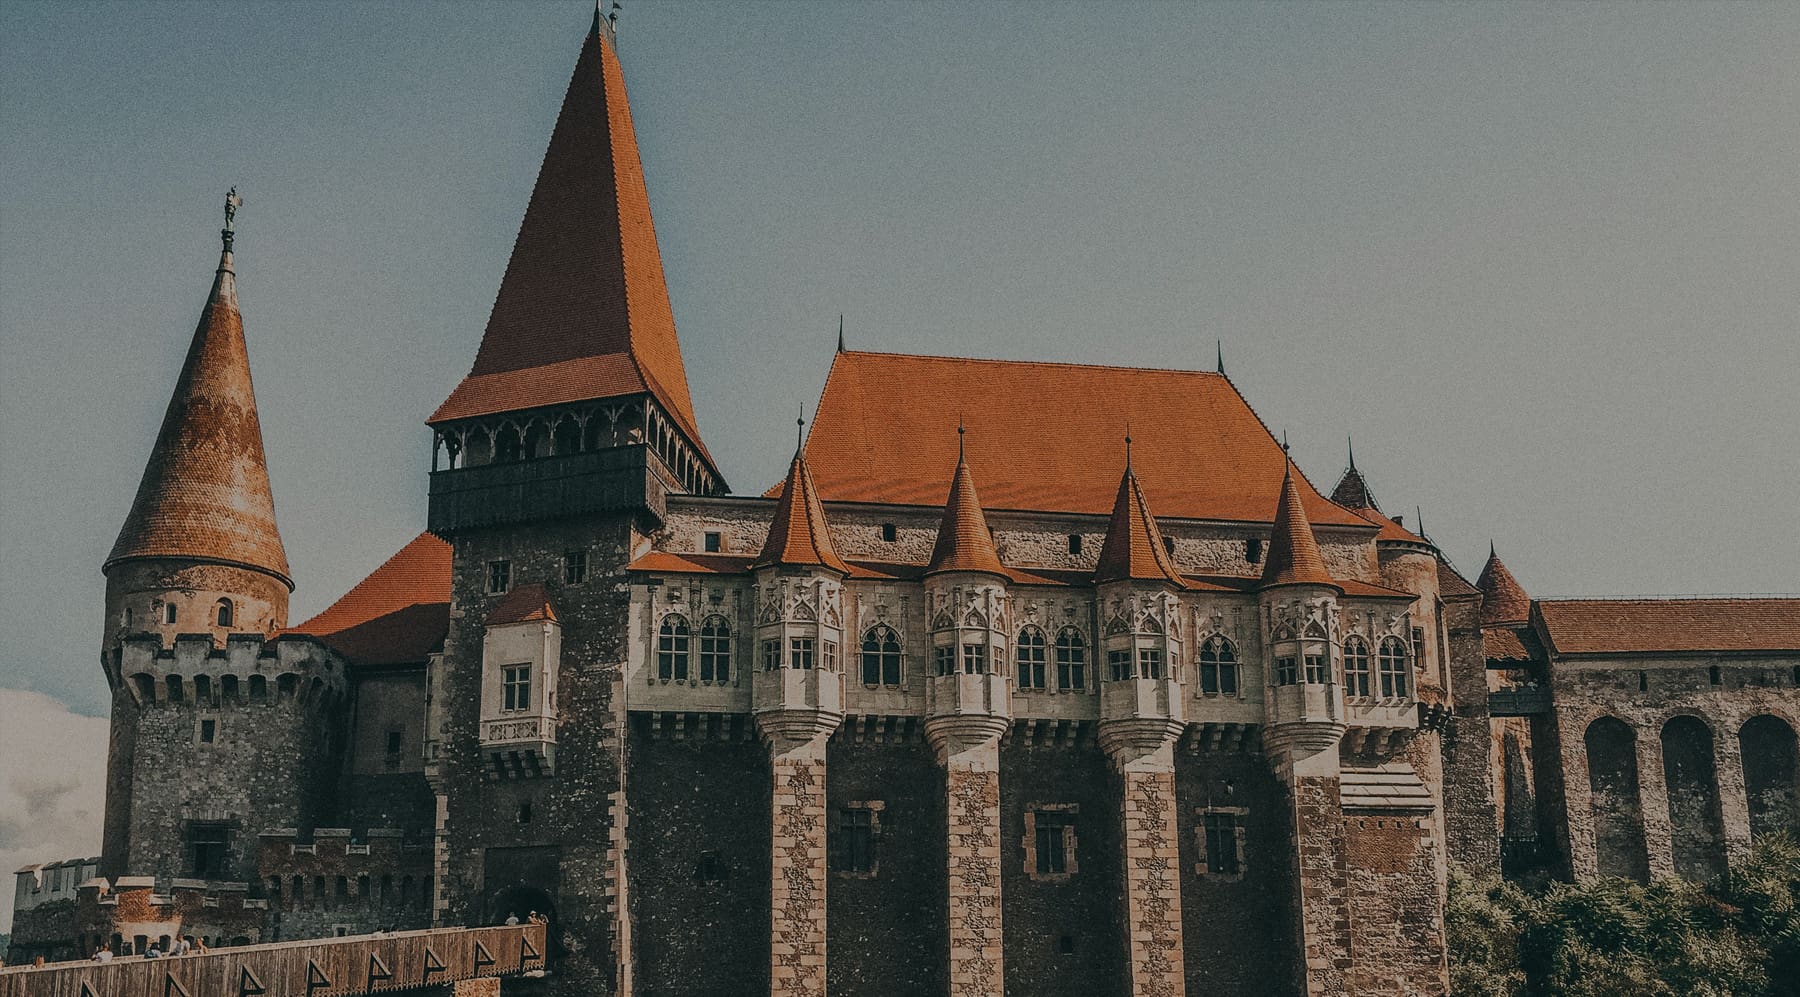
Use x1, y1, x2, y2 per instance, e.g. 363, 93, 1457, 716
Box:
1661, 715, 1726, 881
1741, 715, 1800, 842
1586, 716, 1649, 882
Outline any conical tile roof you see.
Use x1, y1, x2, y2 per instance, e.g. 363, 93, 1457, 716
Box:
106, 231, 290, 586
431, 17, 710, 469
755, 448, 849, 574
1094, 462, 1185, 587
926, 441, 1006, 577
1260, 462, 1334, 590
1476, 545, 1531, 625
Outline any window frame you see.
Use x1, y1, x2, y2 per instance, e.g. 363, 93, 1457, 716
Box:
1016, 626, 1048, 690
698, 615, 732, 684
563, 550, 588, 585
961, 641, 989, 675
656, 614, 692, 682
1343, 636, 1372, 699
1025, 805, 1079, 880
1196, 807, 1248, 880
1378, 636, 1410, 699
1055, 627, 1088, 691
486, 559, 511, 596
860, 625, 903, 687
1198, 634, 1239, 697
501, 663, 532, 712
790, 636, 816, 670
831, 803, 883, 877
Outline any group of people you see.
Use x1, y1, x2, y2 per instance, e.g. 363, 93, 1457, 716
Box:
502, 910, 549, 927
89, 935, 208, 962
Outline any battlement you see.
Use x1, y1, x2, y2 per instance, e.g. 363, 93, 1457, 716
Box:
114, 631, 347, 706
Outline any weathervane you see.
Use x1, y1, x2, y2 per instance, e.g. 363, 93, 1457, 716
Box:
222, 186, 244, 252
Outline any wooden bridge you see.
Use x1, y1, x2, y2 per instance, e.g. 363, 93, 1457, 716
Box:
0, 924, 546, 997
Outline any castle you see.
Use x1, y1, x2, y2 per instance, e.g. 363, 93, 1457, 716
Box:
10, 12, 1800, 996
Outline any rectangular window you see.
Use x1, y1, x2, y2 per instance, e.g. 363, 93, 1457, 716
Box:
186, 824, 229, 879
881, 523, 897, 542
790, 637, 815, 670
486, 560, 511, 595
703, 531, 722, 553
657, 622, 690, 681
1018, 636, 1047, 689
1034, 811, 1074, 875
762, 639, 781, 672
386, 730, 403, 754
502, 664, 531, 711
1412, 627, 1428, 671
1108, 648, 1132, 682
563, 550, 587, 585
1057, 638, 1086, 691
934, 645, 955, 677
700, 626, 730, 683
1275, 656, 1299, 686
822, 640, 838, 672
833, 807, 876, 874
1203, 813, 1242, 875
200, 719, 216, 743
1304, 653, 1328, 684
961, 642, 988, 675
1139, 647, 1165, 680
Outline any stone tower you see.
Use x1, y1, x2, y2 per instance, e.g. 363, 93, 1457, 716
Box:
99, 202, 301, 881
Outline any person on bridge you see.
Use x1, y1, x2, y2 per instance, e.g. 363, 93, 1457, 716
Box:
91, 943, 113, 963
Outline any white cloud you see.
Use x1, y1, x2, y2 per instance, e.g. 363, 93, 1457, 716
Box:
0, 689, 107, 935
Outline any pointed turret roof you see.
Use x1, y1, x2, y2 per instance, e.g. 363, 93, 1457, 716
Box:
1476, 544, 1531, 626
106, 213, 290, 587
1094, 451, 1185, 587
926, 432, 1006, 577
1260, 461, 1335, 590
755, 438, 850, 574
1330, 439, 1378, 511
430, 16, 712, 468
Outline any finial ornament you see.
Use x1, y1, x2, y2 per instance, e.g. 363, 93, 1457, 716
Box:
796, 406, 805, 453
837, 314, 845, 354
1216, 340, 1225, 375
221, 186, 244, 252
957, 419, 966, 459
1346, 436, 1356, 471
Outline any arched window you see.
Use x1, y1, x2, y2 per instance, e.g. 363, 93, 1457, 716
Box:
523, 420, 551, 459
657, 614, 691, 682
165, 675, 184, 703
1055, 628, 1087, 691
1378, 636, 1409, 698
861, 625, 902, 687
464, 426, 494, 466
494, 422, 522, 463
1016, 626, 1047, 689
552, 415, 582, 455
1198, 635, 1239, 697
1342, 637, 1372, 699
216, 599, 233, 628
699, 616, 732, 683
248, 674, 267, 704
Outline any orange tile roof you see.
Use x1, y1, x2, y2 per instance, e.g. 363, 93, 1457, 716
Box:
753, 451, 850, 574
1438, 558, 1481, 599
926, 444, 1007, 577
1483, 626, 1535, 662
1261, 463, 1336, 590
107, 243, 290, 586
430, 21, 709, 468
1537, 598, 1800, 655
287, 532, 451, 666
789, 352, 1370, 526
1476, 547, 1531, 626
1093, 464, 1186, 587
488, 583, 558, 626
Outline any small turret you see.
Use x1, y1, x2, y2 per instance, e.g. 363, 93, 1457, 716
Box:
1092, 448, 1186, 741
1476, 544, 1531, 626
1260, 459, 1346, 762
751, 428, 846, 742
921, 432, 1011, 738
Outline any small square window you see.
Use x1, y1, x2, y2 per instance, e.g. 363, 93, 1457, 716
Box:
1068, 534, 1082, 555
200, 719, 216, 743
1275, 656, 1299, 686
790, 637, 815, 670
1200, 810, 1246, 878
1246, 538, 1264, 564
703, 531, 722, 553
934, 645, 956, 677
1031, 810, 1076, 876
695, 851, 724, 883
564, 550, 588, 585
487, 560, 512, 595
961, 642, 988, 675
881, 523, 897, 543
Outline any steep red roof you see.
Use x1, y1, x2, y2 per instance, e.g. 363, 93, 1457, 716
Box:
1477, 547, 1531, 625
1483, 626, 1535, 662
430, 18, 708, 467
1438, 558, 1481, 599
1094, 463, 1186, 587
926, 445, 1006, 577
1537, 599, 1800, 655
788, 352, 1369, 526
288, 532, 451, 666
106, 235, 290, 586
488, 583, 558, 626
1261, 463, 1336, 590
754, 450, 850, 574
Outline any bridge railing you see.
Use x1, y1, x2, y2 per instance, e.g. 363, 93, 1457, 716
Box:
0, 923, 546, 997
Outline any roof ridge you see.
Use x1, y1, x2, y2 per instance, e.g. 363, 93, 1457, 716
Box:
837, 349, 1232, 379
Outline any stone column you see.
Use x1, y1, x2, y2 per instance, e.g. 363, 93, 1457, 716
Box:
926, 716, 1009, 997
1267, 727, 1351, 997
758, 712, 840, 997
1556, 709, 1600, 881
1101, 719, 1187, 997
1713, 720, 1755, 866
1635, 729, 1675, 881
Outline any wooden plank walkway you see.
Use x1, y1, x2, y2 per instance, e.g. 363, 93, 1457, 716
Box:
0, 924, 545, 997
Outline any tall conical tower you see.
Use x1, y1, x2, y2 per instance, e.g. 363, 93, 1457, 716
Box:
102, 191, 292, 656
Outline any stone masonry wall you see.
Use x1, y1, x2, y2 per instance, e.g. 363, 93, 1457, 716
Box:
1118, 766, 1186, 997
1440, 596, 1498, 875
944, 751, 1004, 997
768, 741, 828, 997
1343, 813, 1447, 996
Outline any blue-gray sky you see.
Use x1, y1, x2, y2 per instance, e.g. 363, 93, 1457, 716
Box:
3, 1, 1798, 721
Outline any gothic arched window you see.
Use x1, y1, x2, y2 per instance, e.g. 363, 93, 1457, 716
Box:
1055, 627, 1087, 691
699, 616, 731, 683
861, 625, 902, 687
1343, 636, 1372, 699
1198, 635, 1239, 697
1016, 626, 1048, 689
216, 599, 233, 628
657, 614, 691, 682
1378, 636, 1409, 699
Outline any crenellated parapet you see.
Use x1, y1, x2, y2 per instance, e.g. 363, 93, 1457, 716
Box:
111, 631, 348, 710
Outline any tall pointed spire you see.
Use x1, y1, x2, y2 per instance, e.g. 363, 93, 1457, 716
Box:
1216, 340, 1225, 375
836, 315, 845, 354
106, 197, 291, 587
1094, 456, 1185, 587
431, 14, 712, 469
755, 421, 849, 574
1476, 545, 1531, 625
926, 428, 1006, 577
1260, 461, 1333, 590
